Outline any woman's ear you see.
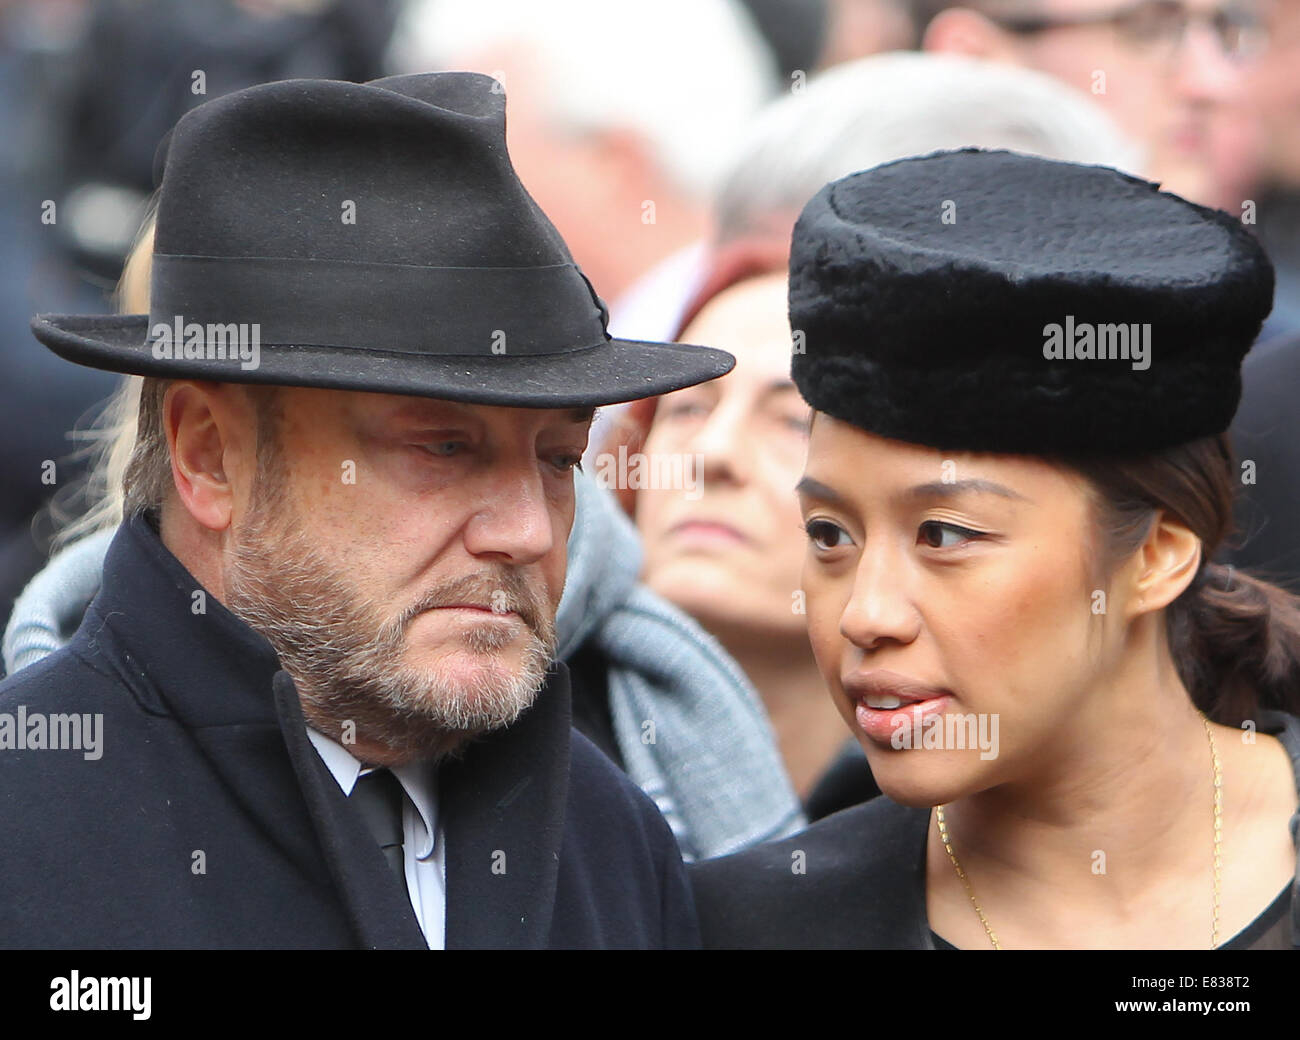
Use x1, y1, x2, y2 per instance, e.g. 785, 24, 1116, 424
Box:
1122, 511, 1203, 619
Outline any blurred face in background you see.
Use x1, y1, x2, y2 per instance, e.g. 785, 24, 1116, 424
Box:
1238, 0, 1300, 187
635, 273, 810, 645
928, 0, 1267, 203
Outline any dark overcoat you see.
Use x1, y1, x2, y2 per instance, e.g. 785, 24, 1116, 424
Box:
0, 514, 699, 949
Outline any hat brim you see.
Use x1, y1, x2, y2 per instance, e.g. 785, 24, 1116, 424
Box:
31, 314, 735, 408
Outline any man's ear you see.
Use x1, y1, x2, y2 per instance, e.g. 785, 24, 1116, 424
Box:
1121, 511, 1203, 619
162, 381, 255, 532
922, 7, 1024, 61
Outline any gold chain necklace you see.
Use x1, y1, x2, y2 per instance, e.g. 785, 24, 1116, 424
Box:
934, 712, 1223, 950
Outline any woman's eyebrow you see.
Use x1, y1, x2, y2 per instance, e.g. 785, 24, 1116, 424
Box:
796, 476, 1032, 506
906, 479, 1030, 503
794, 476, 844, 504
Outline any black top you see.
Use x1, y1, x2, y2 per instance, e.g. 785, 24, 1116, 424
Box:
930, 880, 1294, 950
804, 738, 881, 821
690, 710, 1300, 949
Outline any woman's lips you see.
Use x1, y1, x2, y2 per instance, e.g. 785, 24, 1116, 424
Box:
855, 693, 952, 745
842, 671, 953, 745
667, 519, 748, 545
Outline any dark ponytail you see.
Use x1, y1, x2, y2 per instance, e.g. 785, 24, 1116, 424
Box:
1065, 434, 1300, 725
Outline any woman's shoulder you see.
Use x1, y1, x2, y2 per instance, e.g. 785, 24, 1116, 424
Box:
688, 796, 933, 949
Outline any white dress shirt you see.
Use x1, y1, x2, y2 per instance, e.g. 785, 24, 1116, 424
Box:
306, 727, 445, 949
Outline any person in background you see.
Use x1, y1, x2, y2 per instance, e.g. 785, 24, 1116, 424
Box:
635, 263, 853, 806
915, 0, 1269, 206
713, 51, 1143, 259
1205, 1, 1300, 593
386, 0, 777, 343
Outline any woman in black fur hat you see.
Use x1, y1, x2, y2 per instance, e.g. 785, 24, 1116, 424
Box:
689, 148, 1300, 949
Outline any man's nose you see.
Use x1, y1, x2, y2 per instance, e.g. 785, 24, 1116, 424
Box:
1174, 17, 1246, 102
461, 466, 556, 565
838, 540, 920, 651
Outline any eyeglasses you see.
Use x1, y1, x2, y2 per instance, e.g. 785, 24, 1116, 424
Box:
987, 0, 1270, 61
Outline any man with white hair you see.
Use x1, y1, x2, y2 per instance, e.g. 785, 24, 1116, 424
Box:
713, 51, 1144, 252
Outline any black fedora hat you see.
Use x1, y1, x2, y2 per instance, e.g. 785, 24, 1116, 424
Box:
31, 72, 734, 407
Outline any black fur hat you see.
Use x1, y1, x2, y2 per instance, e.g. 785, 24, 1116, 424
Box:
789, 149, 1274, 454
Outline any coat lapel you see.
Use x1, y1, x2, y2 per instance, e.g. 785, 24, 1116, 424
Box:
441, 660, 573, 949
273, 673, 427, 950
91, 516, 338, 896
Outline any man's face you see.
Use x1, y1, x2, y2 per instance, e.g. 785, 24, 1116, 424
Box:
985, 0, 1259, 203
221, 388, 592, 765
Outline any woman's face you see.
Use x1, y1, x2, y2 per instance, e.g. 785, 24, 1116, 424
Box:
636, 273, 810, 641
798, 414, 1126, 807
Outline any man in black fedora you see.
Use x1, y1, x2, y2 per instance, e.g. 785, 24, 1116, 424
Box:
0, 71, 732, 948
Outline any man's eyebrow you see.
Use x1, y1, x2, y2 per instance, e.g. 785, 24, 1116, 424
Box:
905, 479, 1029, 503
387, 402, 597, 424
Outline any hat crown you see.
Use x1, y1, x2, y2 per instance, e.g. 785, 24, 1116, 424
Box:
789, 148, 1275, 455
153, 72, 571, 269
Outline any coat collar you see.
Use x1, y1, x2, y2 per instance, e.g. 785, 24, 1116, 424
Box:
81, 512, 574, 949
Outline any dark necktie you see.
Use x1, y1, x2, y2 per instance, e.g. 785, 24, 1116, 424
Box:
351, 768, 409, 898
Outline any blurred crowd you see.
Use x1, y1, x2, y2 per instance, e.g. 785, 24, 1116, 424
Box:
1, 0, 1298, 819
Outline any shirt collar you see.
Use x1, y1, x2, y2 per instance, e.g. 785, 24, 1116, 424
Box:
306, 727, 439, 860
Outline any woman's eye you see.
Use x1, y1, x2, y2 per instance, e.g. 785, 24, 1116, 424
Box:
662, 401, 708, 420
805, 518, 850, 551
918, 520, 983, 549
423, 440, 466, 457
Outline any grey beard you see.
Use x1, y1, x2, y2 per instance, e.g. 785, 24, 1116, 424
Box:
222, 501, 557, 764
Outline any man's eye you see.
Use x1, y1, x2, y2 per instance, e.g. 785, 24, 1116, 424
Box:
804, 518, 850, 551
549, 453, 583, 473
918, 521, 983, 549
